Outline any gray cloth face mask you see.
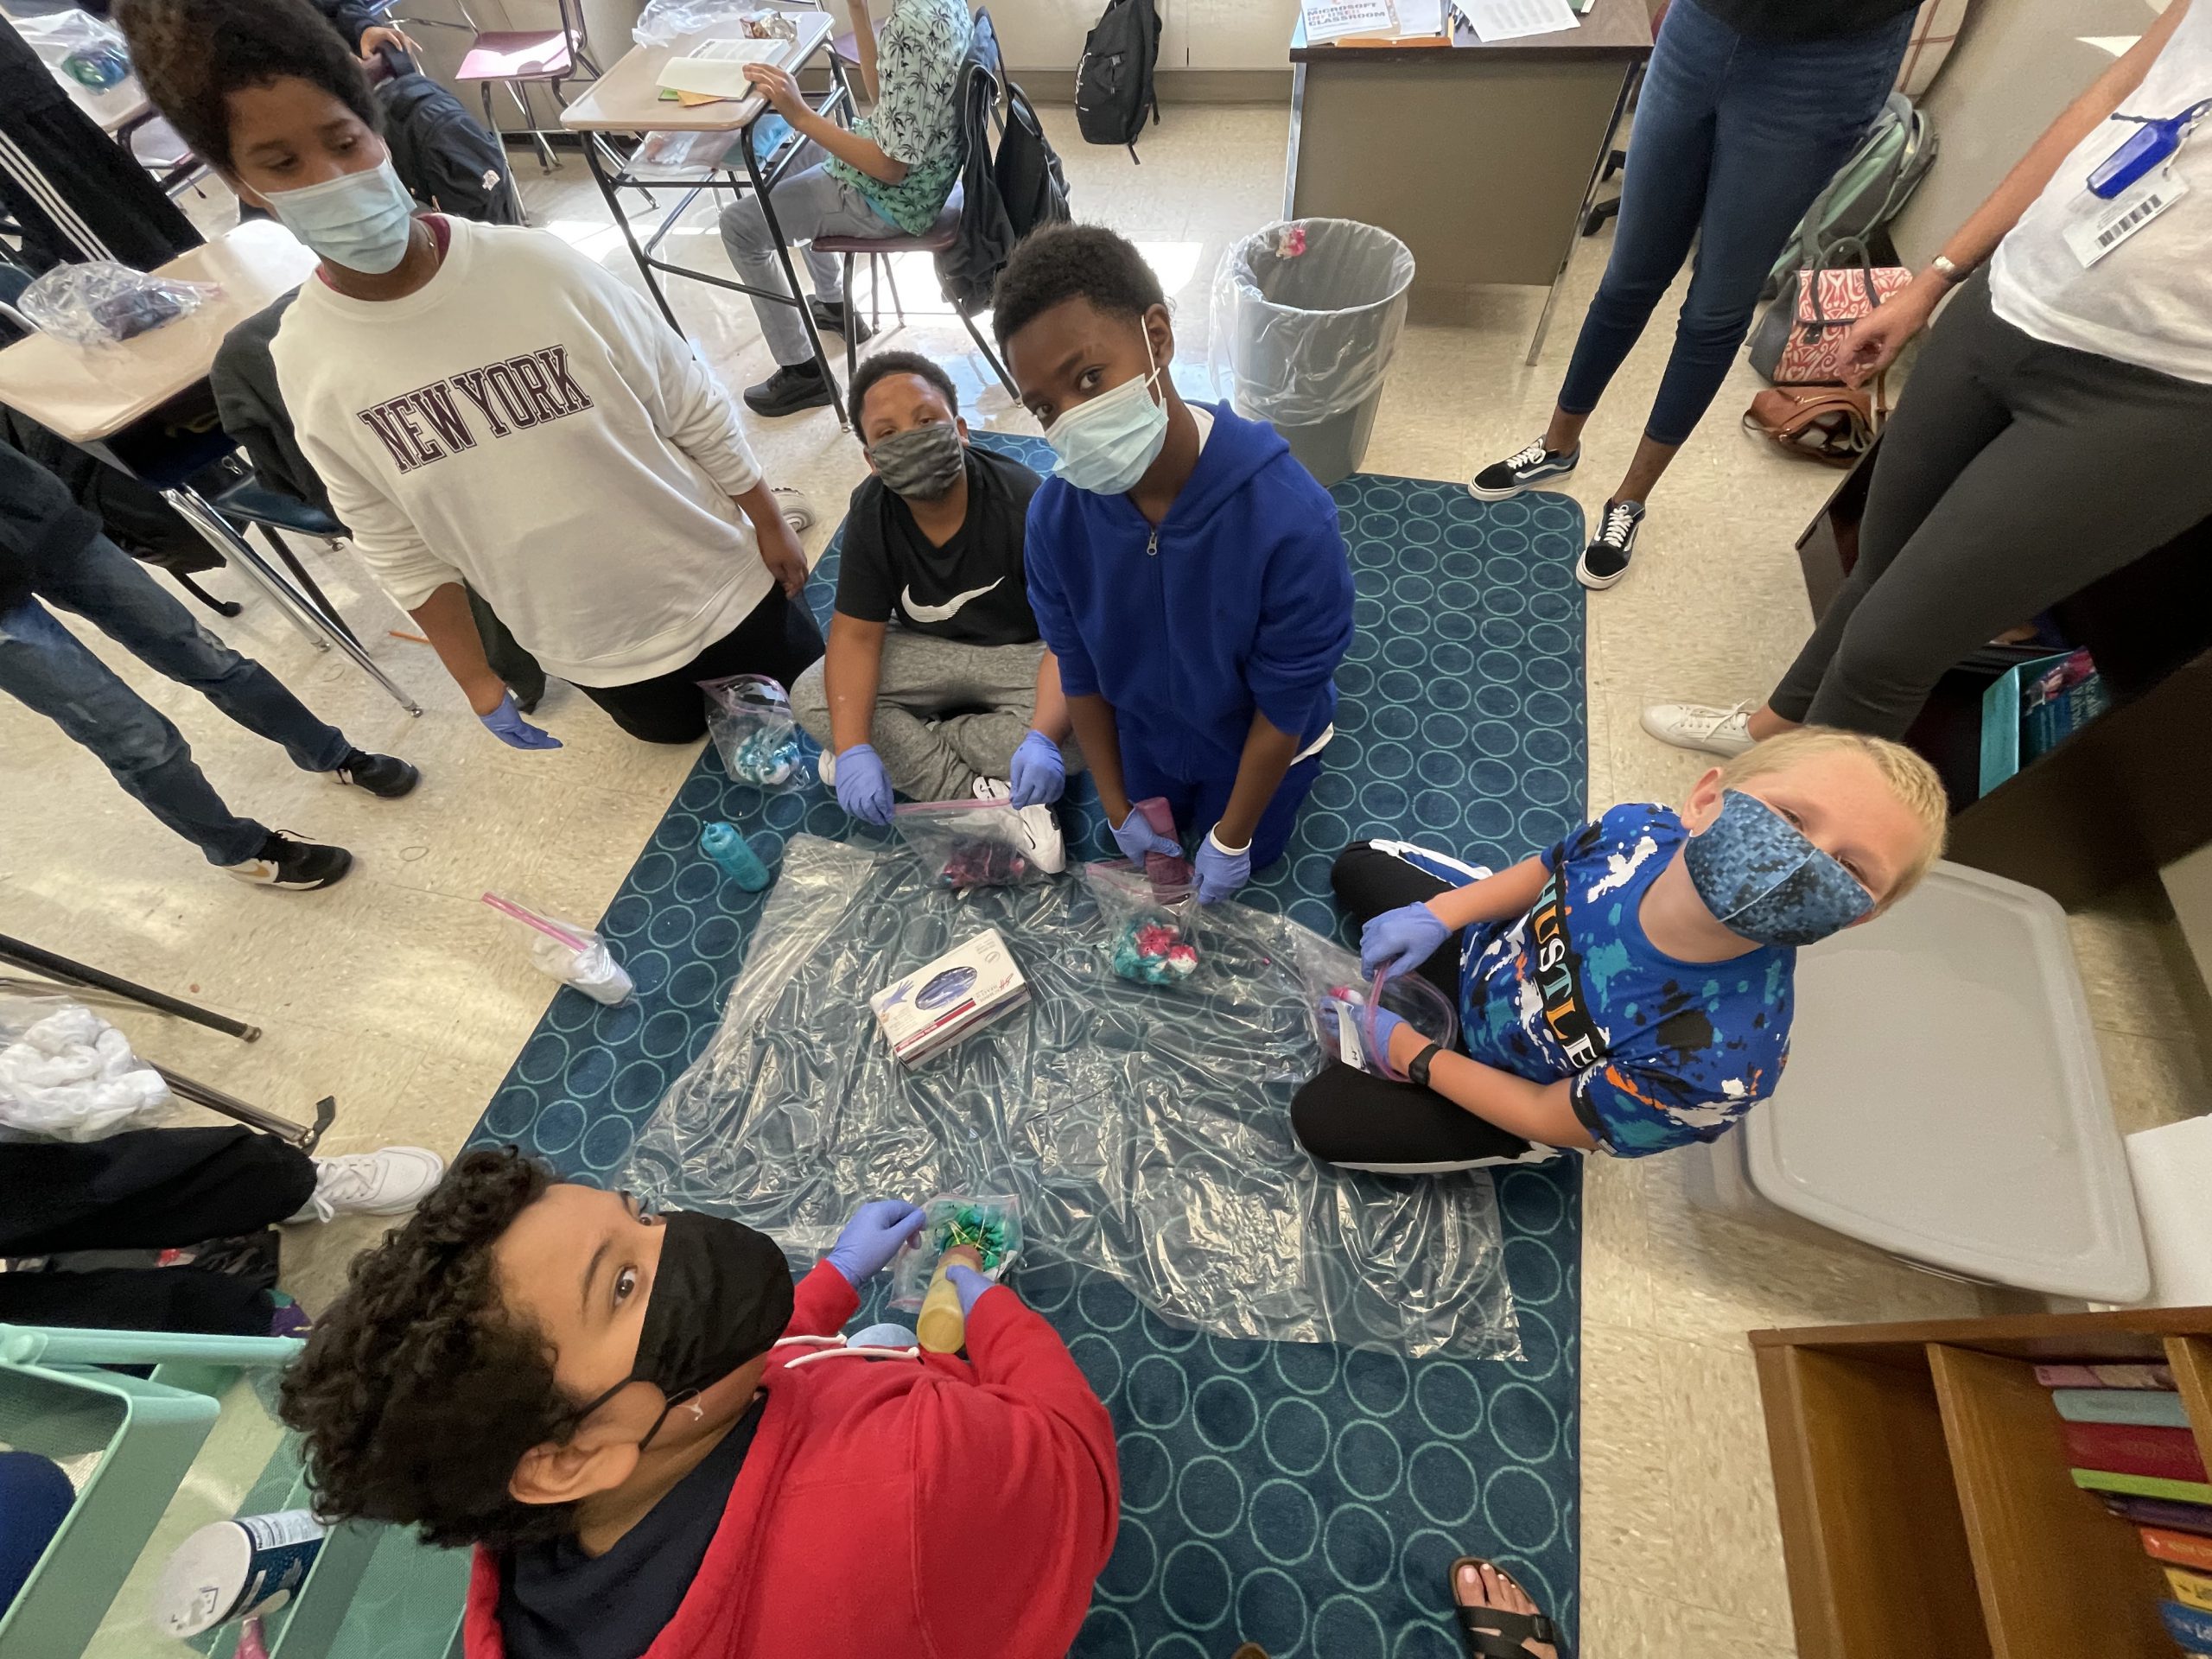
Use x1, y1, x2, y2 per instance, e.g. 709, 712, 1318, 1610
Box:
869, 423, 965, 500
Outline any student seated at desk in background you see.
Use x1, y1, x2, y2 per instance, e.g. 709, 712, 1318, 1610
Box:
791, 350, 1076, 838
119, 0, 823, 748
995, 223, 1356, 906
1292, 730, 1948, 1170
279, 1150, 1120, 1659
718, 0, 973, 417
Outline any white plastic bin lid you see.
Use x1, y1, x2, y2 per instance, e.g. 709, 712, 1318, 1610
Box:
1745, 861, 2149, 1302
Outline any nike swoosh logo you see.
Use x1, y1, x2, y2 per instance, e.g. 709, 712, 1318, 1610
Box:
900, 579, 1001, 624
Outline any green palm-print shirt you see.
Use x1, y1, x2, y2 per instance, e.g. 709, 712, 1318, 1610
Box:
828, 0, 973, 235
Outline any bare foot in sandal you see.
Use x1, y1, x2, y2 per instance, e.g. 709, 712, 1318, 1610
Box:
1451, 1559, 1559, 1658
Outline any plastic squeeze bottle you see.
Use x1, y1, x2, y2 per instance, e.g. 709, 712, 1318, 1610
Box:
915, 1243, 984, 1354
699, 822, 772, 891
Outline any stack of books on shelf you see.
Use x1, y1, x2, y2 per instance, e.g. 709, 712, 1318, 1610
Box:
2038, 1362, 2212, 1654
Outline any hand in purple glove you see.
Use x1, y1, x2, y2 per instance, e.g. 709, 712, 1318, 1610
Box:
944, 1262, 995, 1318
480, 692, 561, 750
1007, 730, 1066, 808
833, 743, 893, 826
1360, 900, 1451, 980
1194, 828, 1251, 905
823, 1198, 925, 1287
1319, 997, 1406, 1075
1111, 804, 1178, 866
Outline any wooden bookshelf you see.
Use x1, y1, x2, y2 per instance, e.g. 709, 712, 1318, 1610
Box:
1753, 1306, 2212, 1659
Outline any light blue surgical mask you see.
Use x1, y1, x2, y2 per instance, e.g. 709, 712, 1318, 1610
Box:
264, 158, 419, 276
1682, 789, 1873, 948
1046, 361, 1170, 495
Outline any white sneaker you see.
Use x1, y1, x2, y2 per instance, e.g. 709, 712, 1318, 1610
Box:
1641, 700, 1758, 758
772, 486, 816, 532
1015, 803, 1066, 874
971, 776, 1011, 802
289, 1146, 447, 1224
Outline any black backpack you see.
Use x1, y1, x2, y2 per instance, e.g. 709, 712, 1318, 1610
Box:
1074, 0, 1160, 161
373, 57, 518, 224
934, 23, 1071, 315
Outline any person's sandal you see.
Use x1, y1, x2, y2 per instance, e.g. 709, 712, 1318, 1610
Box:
1449, 1557, 1561, 1657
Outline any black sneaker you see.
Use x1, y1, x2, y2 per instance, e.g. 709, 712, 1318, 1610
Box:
1577, 499, 1646, 590
222, 831, 353, 890
331, 748, 420, 798
1469, 438, 1580, 501
743, 362, 834, 417
806, 295, 875, 345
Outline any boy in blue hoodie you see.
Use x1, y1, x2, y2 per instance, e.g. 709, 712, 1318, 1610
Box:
995, 225, 1355, 904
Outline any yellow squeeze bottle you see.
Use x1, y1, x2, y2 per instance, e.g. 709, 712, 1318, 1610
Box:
916, 1244, 983, 1354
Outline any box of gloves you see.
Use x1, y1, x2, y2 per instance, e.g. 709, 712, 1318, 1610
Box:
870, 929, 1030, 1066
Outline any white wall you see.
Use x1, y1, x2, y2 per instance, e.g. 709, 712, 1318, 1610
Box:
988, 0, 1302, 73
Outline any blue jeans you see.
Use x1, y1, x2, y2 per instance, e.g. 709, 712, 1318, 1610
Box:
1556, 0, 1913, 448
0, 534, 351, 864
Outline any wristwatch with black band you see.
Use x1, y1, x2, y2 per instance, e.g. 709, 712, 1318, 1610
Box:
1408, 1041, 1444, 1090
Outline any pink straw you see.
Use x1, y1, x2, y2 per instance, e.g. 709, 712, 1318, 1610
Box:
482, 893, 590, 952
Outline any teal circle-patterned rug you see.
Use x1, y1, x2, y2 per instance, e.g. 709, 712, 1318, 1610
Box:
472, 435, 1588, 1656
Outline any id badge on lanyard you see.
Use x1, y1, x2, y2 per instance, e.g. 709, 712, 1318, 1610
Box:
2065, 97, 2212, 267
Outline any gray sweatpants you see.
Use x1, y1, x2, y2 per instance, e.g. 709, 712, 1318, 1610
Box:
791, 632, 1079, 802
716, 151, 896, 367
1770, 273, 2212, 737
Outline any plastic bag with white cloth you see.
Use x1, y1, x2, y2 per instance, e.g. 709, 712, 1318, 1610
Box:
0, 992, 171, 1141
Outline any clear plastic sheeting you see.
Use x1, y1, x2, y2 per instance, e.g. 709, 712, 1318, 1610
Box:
1208, 219, 1415, 428
624, 836, 1518, 1358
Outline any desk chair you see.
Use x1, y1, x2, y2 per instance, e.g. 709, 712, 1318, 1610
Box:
454, 0, 601, 222
810, 10, 1020, 400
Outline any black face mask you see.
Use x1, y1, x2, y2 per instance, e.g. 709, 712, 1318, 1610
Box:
569, 1209, 794, 1450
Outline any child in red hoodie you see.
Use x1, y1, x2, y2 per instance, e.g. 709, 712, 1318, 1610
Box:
280, 1148, 1118, 1659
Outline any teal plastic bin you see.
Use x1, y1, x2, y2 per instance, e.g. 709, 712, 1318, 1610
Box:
0, 1325, 300, 1659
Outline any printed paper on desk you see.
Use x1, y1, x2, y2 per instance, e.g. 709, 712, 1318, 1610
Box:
1453, 0, 1578, 41
1393, 0, 1446, 38
1303, 0, 1398, 43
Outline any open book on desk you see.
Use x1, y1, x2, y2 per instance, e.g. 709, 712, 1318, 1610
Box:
658, 33, 802, 99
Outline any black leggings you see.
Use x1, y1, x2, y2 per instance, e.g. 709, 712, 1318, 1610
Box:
577, 586, 826, 744
0, 1127, 315, 1335
1289, 844, 1539, 1173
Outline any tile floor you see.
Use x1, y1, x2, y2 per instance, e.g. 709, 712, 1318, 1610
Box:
6, 104, 2209, 1656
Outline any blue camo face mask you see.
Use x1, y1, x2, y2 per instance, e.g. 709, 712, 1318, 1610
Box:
1682, 789, 1872, 948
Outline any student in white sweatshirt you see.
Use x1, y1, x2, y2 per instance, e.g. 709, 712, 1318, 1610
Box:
120, 0, 823, 747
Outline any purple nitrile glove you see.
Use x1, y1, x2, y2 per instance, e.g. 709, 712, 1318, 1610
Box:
823, 1198, 925, 1287
480, 692, 561, 749
1007, 730, 1066, 808
1360, 901, 1451, 980
1111, 805, 1179, 866
1194, 828, 1251, 905
944, 1262, 995, 1318
1319, 998, 1407, 1074
834, 743, 894, 826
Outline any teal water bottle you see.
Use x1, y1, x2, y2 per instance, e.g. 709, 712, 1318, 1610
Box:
699, 822, 771, 892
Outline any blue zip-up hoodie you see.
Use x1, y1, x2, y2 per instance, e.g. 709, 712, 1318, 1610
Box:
1023, 403, 1355, 785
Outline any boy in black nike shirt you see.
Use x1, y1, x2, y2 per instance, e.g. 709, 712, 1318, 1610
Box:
793, 352, 1078, 823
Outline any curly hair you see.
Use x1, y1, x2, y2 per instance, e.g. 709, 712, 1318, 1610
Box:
850, 349, 959, 428
992, 222, 1166, 349
278, 1147, 582, 1551
117, 0, 378, 175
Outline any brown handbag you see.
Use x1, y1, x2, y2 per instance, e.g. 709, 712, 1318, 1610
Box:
1742, 382, 1885, 467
